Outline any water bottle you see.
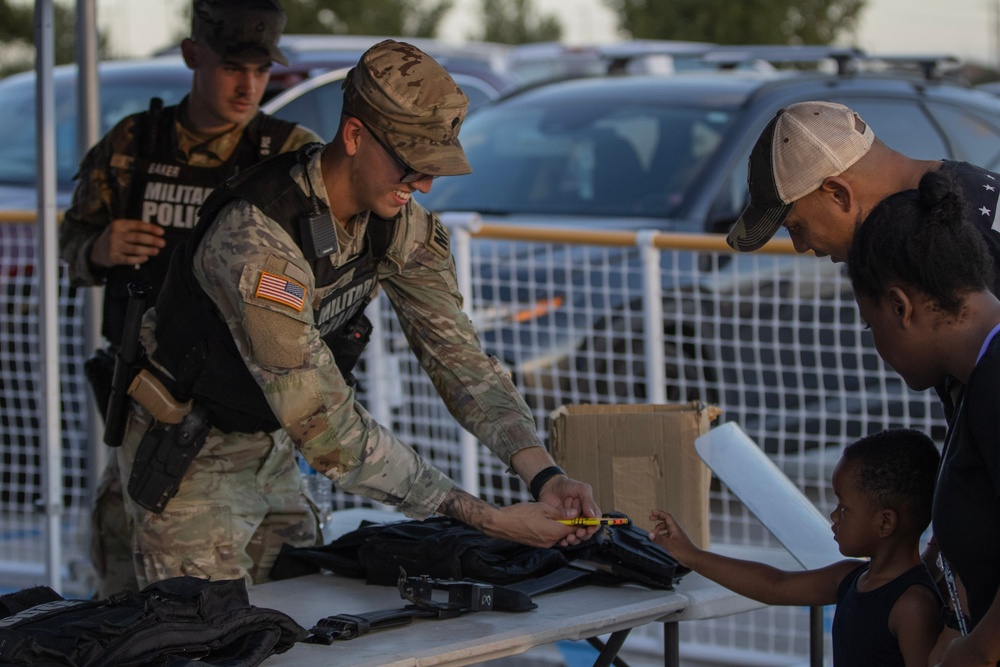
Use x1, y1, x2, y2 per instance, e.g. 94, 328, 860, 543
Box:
298, 454, 334, 528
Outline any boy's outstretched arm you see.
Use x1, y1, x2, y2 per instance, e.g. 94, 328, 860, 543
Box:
649, 509, 862, 607
888, 584, 943, 667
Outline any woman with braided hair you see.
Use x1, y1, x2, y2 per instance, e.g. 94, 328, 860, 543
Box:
848, 170, 1000, 666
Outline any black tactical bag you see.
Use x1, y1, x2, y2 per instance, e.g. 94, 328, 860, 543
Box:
270, 512, 688, 591
0, 577, 306, 667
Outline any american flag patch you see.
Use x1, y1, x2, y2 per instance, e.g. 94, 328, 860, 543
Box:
255, 271, 306, 311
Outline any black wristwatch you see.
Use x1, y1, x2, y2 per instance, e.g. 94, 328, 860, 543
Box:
529, 466, 565, 500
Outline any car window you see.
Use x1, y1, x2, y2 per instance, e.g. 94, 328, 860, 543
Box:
831, 98, 948, 160
924, 101, 1000, 170
420, 101, 736, 218
457, 79, 495, 113
706, 152, 748, 235
0, 72, 188, 190
267, 79, 345, 141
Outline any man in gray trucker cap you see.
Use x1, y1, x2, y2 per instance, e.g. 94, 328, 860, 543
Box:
727, 100, 1000, 272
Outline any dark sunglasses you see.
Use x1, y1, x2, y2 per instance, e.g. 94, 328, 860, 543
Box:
354, 117, 436, 185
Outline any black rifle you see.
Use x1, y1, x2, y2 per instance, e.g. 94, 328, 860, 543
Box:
104, 281, 150, 447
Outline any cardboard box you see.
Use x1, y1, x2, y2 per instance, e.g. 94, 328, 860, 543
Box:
550, 402, 720, 549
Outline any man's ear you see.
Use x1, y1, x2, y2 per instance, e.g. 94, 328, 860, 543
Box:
340, 116, 364, 157
820, 176, 853, 213
180, 38, 198, 70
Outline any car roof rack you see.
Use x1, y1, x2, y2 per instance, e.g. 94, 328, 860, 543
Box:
597, 40, 718, 75
698, 45, 962, 81
859, 54, 962, 81
700, 45, 865, 75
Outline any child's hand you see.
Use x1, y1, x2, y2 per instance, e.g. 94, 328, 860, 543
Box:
648, 509, 697, 564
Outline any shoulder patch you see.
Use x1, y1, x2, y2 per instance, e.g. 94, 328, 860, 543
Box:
255, 271, 307, 312
426, 216, 450, 259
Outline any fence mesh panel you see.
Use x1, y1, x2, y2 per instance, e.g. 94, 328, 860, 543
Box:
0, 221, 946, 663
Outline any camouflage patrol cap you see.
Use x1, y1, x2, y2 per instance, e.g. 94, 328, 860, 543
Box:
343, 39, 472, 177
191, 0, 289, 66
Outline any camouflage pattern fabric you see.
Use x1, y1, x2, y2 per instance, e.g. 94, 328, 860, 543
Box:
88, 457, 137, 595
116, 402, 319, 587
187, 148, 545, 513
118, 148, 546, 583
58, 96, 320, 286
60, 97, 319, 595
343, 39, 472, 177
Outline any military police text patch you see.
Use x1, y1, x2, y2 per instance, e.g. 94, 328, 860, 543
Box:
426, 217, 450, 258
255, 271, 306, 312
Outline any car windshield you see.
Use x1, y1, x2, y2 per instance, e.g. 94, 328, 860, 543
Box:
420, 97, 737, 218
0, 70, 189, 189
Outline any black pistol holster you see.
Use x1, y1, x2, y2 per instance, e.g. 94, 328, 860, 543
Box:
127, 396, 212, 513
102, 280, 211, 514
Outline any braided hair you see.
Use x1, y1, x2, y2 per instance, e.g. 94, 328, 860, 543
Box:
841, 428, 940, 533
848, 170, 991, 314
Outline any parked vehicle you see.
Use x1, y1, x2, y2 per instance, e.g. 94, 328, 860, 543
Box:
268, 34, 513, 91
0, 57, 193, 212
418, 49, 1000, 452
504, 39, 770, 85
263, 66, 510, 141
156, 34, 516, 111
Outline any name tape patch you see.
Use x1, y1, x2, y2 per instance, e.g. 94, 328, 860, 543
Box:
255, 271, 306, 312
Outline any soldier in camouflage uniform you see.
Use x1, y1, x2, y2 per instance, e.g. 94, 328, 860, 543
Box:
115, 39, 601, 587
58, 0, 321, 596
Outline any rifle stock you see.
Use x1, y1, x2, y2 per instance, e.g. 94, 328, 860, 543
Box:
103, 281, 150, 447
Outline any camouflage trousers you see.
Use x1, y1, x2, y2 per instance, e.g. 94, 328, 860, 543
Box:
116, 405, 321, 588
89, 455, 140, 598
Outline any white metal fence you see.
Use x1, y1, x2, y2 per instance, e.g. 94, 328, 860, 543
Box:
0, 216, 946, 664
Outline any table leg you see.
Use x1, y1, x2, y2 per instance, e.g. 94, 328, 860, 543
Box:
587, 629, 631, 667
663, 622, 679, 667
810, 606, 824, 666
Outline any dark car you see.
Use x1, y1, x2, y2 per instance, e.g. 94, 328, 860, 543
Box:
0, 56, 194, 212
504, 39, 772, 85
262, 65, 509, 141
156, 34, 516, 113
267, 34, 513, 91
417, 50, 1000, 454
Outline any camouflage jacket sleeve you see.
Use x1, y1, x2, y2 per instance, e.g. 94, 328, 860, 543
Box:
279, 124, 323, 152
192, 197, 454, 519
379, 201, 544, 468
58, 115, 137, 286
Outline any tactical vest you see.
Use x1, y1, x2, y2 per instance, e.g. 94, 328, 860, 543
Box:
152, 144, 398, 434
102, 100, 297, 345
270, 513, 690, 591
0, 576, 305, 666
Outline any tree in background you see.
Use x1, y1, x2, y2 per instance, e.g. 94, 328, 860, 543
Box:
0, 0, 107, 76
602, 0, 866, 45
174, 0, 453, 40
469, 0, 562, 44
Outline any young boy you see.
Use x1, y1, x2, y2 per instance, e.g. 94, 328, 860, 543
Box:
650, 429, 942, 667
